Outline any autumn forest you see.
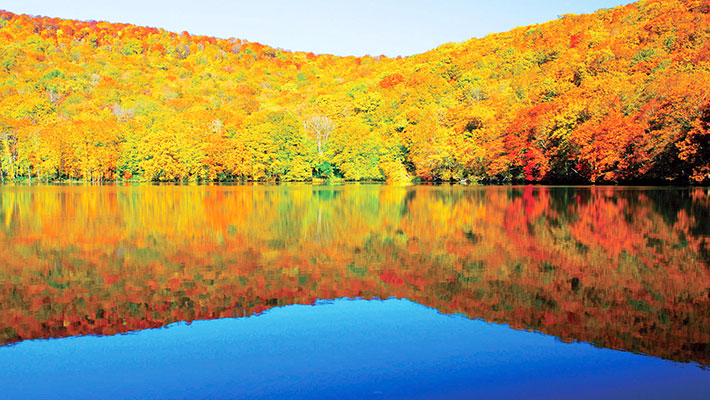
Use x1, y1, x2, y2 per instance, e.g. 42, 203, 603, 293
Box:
0, 0, 708, 184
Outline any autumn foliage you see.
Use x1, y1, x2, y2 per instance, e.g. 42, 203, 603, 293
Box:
0, 0, 709, 183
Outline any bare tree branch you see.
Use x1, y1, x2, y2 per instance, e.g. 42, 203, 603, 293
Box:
303, 115, 333, 155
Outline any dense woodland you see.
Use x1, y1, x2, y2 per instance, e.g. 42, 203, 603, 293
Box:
0, 0, 709, 183
0, 186, 708, 363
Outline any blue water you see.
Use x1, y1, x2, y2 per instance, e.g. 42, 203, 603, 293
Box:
1, 298, 708, 400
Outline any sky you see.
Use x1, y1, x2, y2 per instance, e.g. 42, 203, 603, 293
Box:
2, 0, 634, 57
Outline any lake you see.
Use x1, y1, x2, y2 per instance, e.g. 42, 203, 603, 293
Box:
0, 184, 709, 399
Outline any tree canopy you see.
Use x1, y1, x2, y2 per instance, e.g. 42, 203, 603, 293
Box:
0, 0, 708, 183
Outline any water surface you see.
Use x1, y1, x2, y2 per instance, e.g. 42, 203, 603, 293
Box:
0, 185, 709, 398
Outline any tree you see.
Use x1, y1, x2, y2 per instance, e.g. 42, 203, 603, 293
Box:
303, 115, 333, 156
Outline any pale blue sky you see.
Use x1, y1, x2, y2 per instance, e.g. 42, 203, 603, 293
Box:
2, 0, 632, 56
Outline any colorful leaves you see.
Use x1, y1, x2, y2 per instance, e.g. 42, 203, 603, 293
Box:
0, 0, 708, 183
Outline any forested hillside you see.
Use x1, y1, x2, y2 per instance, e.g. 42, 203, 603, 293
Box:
0, 0, 708, 183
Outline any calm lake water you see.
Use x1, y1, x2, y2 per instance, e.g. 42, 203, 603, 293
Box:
0, 184, 709, 399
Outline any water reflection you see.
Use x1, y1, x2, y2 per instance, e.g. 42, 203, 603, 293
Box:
0, 185, 709, 365
3, 299, 710, 400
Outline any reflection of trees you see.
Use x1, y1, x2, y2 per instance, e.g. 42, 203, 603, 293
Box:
0, 185, 708, 365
